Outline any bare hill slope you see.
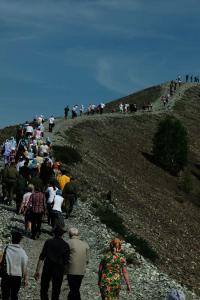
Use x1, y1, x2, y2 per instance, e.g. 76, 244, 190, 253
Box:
50, 84, 200, 295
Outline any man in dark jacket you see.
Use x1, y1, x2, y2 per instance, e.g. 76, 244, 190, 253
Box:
62, 177, 78, 218
34, 226, 70, 300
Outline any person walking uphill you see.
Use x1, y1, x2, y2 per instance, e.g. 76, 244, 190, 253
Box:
26, 186, 46, 240
34, 226, 70, 300
62, 177, 77, 218
98, 238, 131, 300
0, 231, 28, 300
48, 116, 55, 133
66, 228, 89, 300
5, 161, 19, 205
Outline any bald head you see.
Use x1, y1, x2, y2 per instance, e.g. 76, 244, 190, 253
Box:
69, 228, 79, 238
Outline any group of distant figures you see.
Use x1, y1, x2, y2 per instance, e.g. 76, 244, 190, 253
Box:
161, 74, 200, 107
185, 74, 199, 83
62, 73, 200, 119
64, 103, 106, 119
64, 101, 152, 119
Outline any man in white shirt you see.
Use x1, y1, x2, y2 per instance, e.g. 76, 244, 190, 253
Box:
51, 189, 64, 228
80, 105, 84, 116
48, 116, 55, 133
100, 103, 105, 114
1, 231, 28, 299
119, 103, 124, 113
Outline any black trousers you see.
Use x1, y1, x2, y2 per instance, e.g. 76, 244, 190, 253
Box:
31, 212, 43, 238
65, 195, 76, 218
67, 275, 84, 300
1, 274, 21, 300
47, 203, 52, 225
41, 261, 64, 300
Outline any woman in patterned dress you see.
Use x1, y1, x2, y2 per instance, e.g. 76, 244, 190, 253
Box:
98, 239, 131, 300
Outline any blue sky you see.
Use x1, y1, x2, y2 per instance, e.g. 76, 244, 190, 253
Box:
0, 0, 199, 127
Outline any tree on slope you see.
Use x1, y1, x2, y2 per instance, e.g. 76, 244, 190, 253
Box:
153, 116, 188, 175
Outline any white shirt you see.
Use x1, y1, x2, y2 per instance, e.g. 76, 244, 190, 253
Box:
5, 244, 28, 277
46, 187, 58, 204
16, 160, 25, 172
39, 144, 49, 156
37, 117, 43, 125
52, 195, 64, 212
26, 126, 33, 133
49, 117, 55, 124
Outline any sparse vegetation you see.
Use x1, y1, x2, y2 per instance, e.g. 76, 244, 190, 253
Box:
153, 116, 188, 175
53, 145, 82, 165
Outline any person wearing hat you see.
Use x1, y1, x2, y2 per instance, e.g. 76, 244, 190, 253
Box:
1, 231, 28, 299
34, 226, 70, 300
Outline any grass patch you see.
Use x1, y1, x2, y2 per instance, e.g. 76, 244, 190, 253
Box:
95, 205, 159, 262
53, 145, 82, 165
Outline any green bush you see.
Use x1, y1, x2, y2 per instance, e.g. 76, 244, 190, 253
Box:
153, 116, 188, 175
53, 145, 82, 165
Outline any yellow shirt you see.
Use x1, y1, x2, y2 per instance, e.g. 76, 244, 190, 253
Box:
57, 175, 70, 191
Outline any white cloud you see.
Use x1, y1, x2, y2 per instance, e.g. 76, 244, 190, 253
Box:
95, 52, 170, 94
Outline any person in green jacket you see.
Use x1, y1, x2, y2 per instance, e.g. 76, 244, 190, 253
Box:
5, 161, 19, 205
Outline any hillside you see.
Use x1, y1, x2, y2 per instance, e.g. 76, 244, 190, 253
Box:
0, 82, 199, 299
50, 83, 200, 296
105, 83, 163, 111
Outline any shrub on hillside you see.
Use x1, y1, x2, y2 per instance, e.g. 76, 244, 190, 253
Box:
153, 116, 188, 175
53, 145, 82, 165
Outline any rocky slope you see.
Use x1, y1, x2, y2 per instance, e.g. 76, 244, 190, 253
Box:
0, 195, 199, 300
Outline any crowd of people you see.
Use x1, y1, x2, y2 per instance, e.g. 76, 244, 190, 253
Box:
160, 74, 200, 107
0, 106, 189, 299
64, 103, 106, 119
0, 117, 132, 300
